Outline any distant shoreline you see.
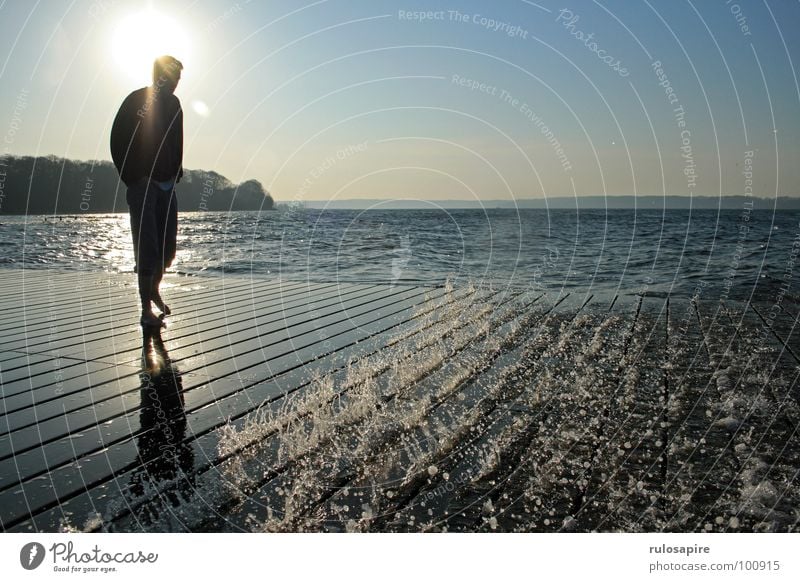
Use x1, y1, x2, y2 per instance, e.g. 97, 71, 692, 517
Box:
3, 195, 800, 216
295, 195, 800, 210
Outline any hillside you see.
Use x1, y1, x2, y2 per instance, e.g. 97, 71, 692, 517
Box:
0, 155, 274, 214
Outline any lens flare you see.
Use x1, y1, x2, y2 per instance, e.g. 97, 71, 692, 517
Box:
192, 100, 210, 117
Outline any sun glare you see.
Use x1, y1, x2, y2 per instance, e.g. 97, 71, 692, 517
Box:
192, 100, 210, 116
111, 9, 191, 84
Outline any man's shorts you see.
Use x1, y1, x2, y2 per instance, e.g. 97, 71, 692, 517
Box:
127, 178, 178, 276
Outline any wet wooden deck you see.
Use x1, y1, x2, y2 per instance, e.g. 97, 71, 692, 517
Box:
0, 269, 798, 532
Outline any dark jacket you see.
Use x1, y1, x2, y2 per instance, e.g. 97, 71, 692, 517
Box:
110, 87, 183, 187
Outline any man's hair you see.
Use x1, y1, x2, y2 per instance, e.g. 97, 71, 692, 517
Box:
153, 55, 183, 83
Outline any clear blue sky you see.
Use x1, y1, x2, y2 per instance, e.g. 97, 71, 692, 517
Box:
1, 0, 798, 203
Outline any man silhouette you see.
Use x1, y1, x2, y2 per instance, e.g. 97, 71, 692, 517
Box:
111, 55, 183, 327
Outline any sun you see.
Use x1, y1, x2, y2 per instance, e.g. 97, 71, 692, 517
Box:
111, 9, 191, 84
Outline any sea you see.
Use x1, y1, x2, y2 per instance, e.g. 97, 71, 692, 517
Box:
2, 207, 799, 302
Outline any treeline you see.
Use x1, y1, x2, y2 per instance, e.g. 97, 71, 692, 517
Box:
0, 155, 274, 214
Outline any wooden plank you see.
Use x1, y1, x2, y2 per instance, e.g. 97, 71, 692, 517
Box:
3, 269, 798, 533
656, 296, 743, 532
693, 298, 800, 532
0, 280, 348, 376
347, 293, 590, 533
0, 351, 57, 368
175, 292, 564, 532
61, 288, 512, 532
0, 271, 139, 313
0, 278, 308, 354
750, 302, 800, 366
0, 271, 99, 310
576, 295, 668, 531
0, 281, 352, 399
204, 290, 549, 532
97, 286, 494, 532
424, 294, 644, 532
0, 284, 392, 433
2, 284, 455, 530
0, 285, 434, 521
12, 285, 478, 531
0, 284, 420, 472
0, 287, 310, 383
7, 282, 373, 364
0, 276, 295, 342
0, 273, 264, 330
0, 278, 293, 374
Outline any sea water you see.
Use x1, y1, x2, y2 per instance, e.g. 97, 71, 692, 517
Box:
2, 208, 799, 301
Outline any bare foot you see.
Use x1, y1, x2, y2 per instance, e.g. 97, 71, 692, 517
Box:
152, 294, 171, 316
140, 311, 165, 328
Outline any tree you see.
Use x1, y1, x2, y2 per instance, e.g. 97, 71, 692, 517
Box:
0, 155, 277, 214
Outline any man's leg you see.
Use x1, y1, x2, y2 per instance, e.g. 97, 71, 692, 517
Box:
138, 272, 157, 316
151, 269, 171, 315
151, 186, 177, 316
128, 179, 164, 326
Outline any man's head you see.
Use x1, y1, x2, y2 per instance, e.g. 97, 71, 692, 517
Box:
153, 55, 183, 94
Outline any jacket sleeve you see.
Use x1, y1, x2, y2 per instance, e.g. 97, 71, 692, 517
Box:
176, 101, 184, 183
110, 92, 139, 184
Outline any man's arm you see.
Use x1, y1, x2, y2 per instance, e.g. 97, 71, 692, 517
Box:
110, 92, 140, 185
176, 103, 183, 183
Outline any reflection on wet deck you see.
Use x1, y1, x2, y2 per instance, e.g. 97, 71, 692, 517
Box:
0, 269, 797, 532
